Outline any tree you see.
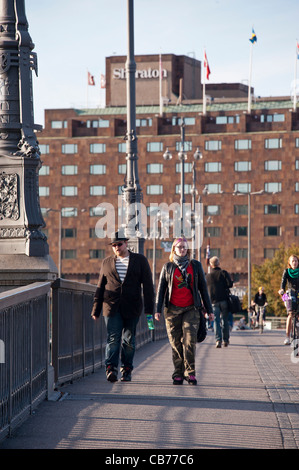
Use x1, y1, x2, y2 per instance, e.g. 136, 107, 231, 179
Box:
251, 244, 299, 316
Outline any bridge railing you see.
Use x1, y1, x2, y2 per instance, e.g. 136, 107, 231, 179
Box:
0, 282, 51, 441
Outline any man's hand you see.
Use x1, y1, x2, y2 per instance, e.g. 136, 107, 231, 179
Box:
154, 312, 161, 321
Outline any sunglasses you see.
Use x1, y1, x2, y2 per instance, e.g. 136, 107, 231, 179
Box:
112, 242, 124, 247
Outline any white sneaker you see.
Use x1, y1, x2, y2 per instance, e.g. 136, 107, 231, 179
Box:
284, 337, 291, 345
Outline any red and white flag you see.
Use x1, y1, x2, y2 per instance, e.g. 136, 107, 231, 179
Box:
88, 71, 95, 86
204, 50, 211, 80
100, 74, 106, 89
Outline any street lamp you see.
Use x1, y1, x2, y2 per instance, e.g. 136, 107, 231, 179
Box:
233, 189, 264, 320
163, 118, 202, 237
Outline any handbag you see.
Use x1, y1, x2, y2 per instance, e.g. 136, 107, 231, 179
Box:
227, 292, 242, 313
197, 308, 207, 343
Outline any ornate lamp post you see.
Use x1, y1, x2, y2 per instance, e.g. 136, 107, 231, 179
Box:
122, 0, 144, 254
0, 0, 57, 289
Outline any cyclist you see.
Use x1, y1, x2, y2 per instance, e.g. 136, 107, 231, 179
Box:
278, 254, 299, 345
252, 287, 268, 329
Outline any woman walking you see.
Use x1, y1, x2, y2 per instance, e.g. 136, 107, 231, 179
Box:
155, 237, 213, 385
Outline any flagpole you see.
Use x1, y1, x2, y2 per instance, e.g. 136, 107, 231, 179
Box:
248, 41, 253, 113
294, 42, 298, 111
203, 49, 206, 115
159, 54, 163, 116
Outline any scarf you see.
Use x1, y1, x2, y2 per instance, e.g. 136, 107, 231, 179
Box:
288, 268, 299, 279
173, 254, 190, 281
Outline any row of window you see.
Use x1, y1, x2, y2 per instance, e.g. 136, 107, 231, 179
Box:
205, 203, 299, 216
39, 159, 299, 176
40, 137, 299, 156
207, 248, 279, 260
206, 226, 284, 237
50, 113, 286, 131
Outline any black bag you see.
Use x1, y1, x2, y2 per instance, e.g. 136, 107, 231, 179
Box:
228, 293, 242, 313
197, 309, 207, 343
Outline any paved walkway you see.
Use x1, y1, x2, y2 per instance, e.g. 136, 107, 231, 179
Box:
1, 328, 299, 450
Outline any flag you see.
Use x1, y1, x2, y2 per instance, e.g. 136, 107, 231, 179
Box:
204, 50, 211, 80
88, 71, 95, 86
296, 41, 299, 59
249, 28, 257, 44
206, 240, 210, 266
100, 74, 106, 89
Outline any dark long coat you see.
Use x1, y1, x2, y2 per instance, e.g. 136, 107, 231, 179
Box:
91, 251, 154, 319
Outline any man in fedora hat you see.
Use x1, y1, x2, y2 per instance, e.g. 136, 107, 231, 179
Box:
91, 232, 154, 382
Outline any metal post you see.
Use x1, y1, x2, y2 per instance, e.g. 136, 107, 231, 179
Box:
179, 120, 185, 235
122, 0, 144, 254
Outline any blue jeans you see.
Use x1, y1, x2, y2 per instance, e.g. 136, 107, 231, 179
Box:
104, 311, 139, 370
212, 300, 230, 343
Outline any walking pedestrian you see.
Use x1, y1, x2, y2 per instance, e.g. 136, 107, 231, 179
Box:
91, 232, 155, 382
155, 237, 213, 385
278, 254, 299, 345
205, 256, 233, 348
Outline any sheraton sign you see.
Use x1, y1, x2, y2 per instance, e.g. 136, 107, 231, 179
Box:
113, 67, 168, 80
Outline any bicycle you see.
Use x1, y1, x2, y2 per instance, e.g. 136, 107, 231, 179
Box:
282, 290, 299, 357
256, 306, 266, 334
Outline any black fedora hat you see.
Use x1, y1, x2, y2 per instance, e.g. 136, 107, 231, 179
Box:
108, 231, 129, 244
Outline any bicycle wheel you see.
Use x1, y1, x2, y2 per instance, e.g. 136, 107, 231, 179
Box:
292, 312, 299, 357
259, 308, 264, 334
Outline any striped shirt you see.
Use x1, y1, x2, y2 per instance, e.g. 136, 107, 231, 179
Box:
115, 255, 129, 282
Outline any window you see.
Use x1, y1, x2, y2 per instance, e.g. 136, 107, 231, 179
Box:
62, 228, 77, 238
205, 162, 222, 172
296, 183, 299, 192
89, 249, 105, 259
90, 143, 106, 153
61, 249, 76, 259
118, 142, 126, 153
204, 227, 221, 237
51, 120, 67, 129
296, 159, 299, 169
175, 184, 192, 194
234, 248, 248, 258
62, 186, 78, 196
89, 206, 106, 217
295, 205, 299, 214
172, 117, 195, 126
61, 207, 77, 217
234, 226, 247, 237
90, 164, 106, 175
147, 163, 163, 174
234, 205, 248, 215
136, 118, 152, 127
265, 182, 281, 193
204, 205, 220, 216
264, 160, 282, 171
118, 164, 126, 174
261, 113, 285, 122
235, 139, 251, 150
146, 249, 163, 259
146, 185, 163, 195
264, 248, 277, 259
175, 162, 192, 173
87, 119, 109, 128
62, 144, 77, 154
39, 186, 49, 197
235, 161, 251, 172
39, 165, 50, 176
234, 183, 251, 193
265, 138, 282, 149
216, 115, 240, 124
90, 186, 106, 196
264, 204, 281, 214
205, 140, 222, 151
175, 141, 192, 151
205, 184, 222, 194
264, 226, 281, 236
39, 144, 50, 154
62, 165, 78, 175
147, 142, 163, 152
295, 227, 299, 236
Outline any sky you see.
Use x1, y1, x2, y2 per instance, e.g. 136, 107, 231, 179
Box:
25, 0, 299, 127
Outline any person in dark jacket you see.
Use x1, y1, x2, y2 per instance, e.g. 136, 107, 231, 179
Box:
205, 256, 233, 348
278, 254, 299, 345
253, 287, 268, 326
155, 237, 213, 386
91, 232, 154, 382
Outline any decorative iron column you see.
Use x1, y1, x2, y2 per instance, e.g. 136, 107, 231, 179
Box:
122, 0, 144, 254
0, 0, 56, 288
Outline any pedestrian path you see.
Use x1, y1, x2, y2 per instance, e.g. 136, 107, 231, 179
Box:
1, 329, 299, 450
